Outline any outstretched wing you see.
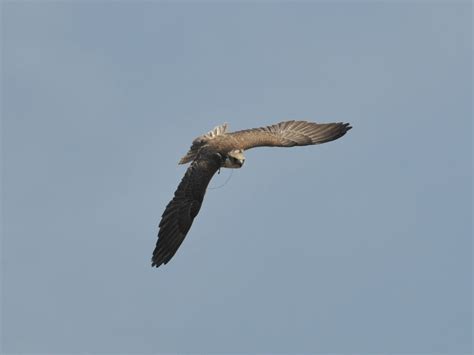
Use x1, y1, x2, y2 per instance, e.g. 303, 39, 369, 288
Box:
152, 153, 221, 267
229, 120, 351, 150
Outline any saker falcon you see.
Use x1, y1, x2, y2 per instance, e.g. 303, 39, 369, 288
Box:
152, 120, 352, 267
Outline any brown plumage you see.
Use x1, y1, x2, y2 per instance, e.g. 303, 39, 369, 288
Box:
152, 120, 352, 268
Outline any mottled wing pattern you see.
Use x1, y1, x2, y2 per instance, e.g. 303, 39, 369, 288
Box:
152, 153, 221, 267
179, 123, 228, 164
229, 120, 352, 150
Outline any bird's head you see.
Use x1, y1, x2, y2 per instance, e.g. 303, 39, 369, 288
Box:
223, 149, 245, 168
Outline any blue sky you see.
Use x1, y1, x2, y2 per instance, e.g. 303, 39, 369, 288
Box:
2, 1, 472, 354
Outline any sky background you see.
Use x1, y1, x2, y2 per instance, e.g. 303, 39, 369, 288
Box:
1, 1, 472, 354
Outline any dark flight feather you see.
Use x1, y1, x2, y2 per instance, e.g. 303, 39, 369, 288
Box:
152, 152, 221, 267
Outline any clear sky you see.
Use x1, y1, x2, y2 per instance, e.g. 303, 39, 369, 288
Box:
1, 1, 472, 354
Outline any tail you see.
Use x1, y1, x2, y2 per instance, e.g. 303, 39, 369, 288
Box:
179, 123, 228, 164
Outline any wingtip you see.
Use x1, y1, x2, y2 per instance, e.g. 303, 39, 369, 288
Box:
151, 248, 172, 268
151, 258, 163, 268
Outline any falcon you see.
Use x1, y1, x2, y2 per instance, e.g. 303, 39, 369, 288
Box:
152, 120, 352, 267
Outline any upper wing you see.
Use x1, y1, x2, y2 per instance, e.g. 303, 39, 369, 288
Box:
229, 120, 352, 150
152, 153, 221, 267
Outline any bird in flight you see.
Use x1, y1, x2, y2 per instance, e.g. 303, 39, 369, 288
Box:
152, 120, 352, 267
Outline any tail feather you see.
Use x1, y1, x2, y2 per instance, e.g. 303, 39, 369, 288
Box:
179, 123, 228, 164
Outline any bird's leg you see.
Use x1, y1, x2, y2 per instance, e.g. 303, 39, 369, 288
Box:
218, 167, 221, 174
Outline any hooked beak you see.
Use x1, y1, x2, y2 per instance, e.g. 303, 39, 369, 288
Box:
238, 159, 245, 167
